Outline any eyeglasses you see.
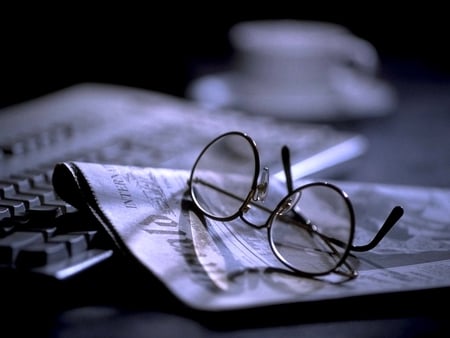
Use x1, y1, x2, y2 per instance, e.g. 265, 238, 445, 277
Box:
188, 131, 404, 279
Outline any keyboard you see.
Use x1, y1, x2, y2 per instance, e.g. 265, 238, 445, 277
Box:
0, 83, 366, 289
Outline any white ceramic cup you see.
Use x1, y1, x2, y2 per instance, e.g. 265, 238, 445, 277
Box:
229, 20, 380, 95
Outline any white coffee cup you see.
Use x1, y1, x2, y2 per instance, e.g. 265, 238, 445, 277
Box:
229, 20, 379, 93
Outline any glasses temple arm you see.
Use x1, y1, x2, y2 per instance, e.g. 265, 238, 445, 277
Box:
350, 205, 404, 252
282, 144, 404, 253
281, 145, 294, 194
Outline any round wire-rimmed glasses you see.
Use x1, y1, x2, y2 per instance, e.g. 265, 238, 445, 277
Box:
188, 131, 404, 279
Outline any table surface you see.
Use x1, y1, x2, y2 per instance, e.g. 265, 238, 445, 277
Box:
329, 69, 450, 189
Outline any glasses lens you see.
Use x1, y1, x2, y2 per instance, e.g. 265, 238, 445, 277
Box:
190, 132, 258, 219
269, 183, 353, 275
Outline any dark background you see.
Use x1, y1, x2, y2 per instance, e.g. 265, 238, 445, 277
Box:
1, 6, 449, 108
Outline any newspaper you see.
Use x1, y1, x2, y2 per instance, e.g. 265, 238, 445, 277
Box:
52, 161, 450, 311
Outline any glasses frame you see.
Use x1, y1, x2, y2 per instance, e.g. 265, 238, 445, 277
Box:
188, 131, 404, 279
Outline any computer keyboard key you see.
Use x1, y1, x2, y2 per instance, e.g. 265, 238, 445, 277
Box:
0, 182, 16, 198
15, 242, 69, 268
20, 227, 58, 242
5, 193, 41, 209
0, 231, 45, 265
54, 212, 98, 233
21, 188, 56, 203
0, 199, 27, 217
73, 230, 103, 248
11, 172, 48, 188
48, 233, 89, 256
0, 177, 31, 192
27, 205, 64, 225
44, 199, 77, 214
0, 206, 11, 221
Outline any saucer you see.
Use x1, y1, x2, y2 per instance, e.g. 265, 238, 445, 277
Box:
186, 70, 398, 122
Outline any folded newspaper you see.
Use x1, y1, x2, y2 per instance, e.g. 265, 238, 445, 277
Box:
52, 160, 450, 311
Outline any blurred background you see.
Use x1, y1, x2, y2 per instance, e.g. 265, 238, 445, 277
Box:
1, 6, 449, 109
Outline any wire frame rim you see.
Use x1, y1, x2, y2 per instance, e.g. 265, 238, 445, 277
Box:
267, 181, 356, 276
188, 131, 261, 221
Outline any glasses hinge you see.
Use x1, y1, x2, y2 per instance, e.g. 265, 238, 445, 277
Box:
253, 166, 269, 201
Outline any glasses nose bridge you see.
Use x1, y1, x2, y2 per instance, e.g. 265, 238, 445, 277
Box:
253, 166, 269, 202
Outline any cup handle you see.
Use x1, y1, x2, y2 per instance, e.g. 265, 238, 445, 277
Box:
340, 36, 380, 75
